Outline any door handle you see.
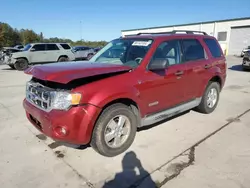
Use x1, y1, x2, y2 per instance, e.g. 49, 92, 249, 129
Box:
204, 64, 211, 69
175, 70, 184, 76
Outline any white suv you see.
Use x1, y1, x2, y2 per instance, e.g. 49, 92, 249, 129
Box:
7, 43, 75, 70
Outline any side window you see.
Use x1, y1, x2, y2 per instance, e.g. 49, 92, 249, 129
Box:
32, 44, 46, 51
60, 44, 71, 50
203, 38, 223, 58
151, 40, 181, 66
46, 44, 59, 51
182, 39, 205, 62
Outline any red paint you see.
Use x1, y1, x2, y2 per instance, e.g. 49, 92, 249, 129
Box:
23, 33, 226, 145
24, 62, 131, 84
23, 99, 101, 144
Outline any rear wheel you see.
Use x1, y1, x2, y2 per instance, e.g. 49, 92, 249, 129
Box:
196, 82, 220, 114
87, 53, 93, 60
58, 56, 69, 62
91, 103, 137, 157
14, 58, 28, 71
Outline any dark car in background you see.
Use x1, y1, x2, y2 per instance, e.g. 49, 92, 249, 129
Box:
94, 47, 102, 54
242, 50, 250, 70
72, 46, 95, 60
241, 46, 250, 57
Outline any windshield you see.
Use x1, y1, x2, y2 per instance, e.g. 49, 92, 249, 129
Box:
90, 38, 153, 68
23, 44, 32, 51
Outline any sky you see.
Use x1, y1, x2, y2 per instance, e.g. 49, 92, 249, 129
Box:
1, 0, 250, 42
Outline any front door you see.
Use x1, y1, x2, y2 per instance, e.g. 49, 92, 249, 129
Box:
138, 40, 188, 115
29, 44, 48, 63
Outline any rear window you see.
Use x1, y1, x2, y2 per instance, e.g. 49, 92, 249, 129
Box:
203, 38, 222, 58
60, 44, 71, 50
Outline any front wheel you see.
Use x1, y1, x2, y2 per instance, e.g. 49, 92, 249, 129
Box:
195, 82, 220, 114
91, 103, 137, 157
14, 58, 28, 71
87, 53, 93, 60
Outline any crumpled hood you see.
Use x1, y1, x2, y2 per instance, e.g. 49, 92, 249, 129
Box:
24, 61, 131, 84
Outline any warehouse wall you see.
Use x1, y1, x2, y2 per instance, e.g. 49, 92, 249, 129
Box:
121, 18, 250, 55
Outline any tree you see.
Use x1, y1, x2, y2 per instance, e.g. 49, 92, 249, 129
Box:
0, 22, 107, 48
0, 23, 16, 47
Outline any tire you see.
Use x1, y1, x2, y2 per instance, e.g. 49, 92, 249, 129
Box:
196, 82, 220, 114
91, 103, 137, 157
87, 54, 93, 60
14, 58, 28, 71
8, 65, 15, 69
242, 66, 249, 71
58, 56, 69, 62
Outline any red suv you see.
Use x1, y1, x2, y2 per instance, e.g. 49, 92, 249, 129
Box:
23, 30, 226, 157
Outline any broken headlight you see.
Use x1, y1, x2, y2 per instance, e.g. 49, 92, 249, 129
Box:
51, 91, 82, 110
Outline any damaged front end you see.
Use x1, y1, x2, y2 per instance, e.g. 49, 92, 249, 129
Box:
25, 62, 131, 112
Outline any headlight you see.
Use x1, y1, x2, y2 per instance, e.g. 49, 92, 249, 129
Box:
51, 91, 82, 110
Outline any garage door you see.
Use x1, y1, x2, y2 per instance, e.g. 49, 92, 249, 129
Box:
228, 26, 250, 55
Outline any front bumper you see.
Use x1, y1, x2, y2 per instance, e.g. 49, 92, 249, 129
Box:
23, 99, 101, 145
6, 57, 16, 65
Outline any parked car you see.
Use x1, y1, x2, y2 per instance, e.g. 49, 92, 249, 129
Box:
94, 47, 102, 54
1, 47, 22, 56
241, 46, 250, 57
6, 43, 75, 70
23, 30, 226, 157
242, 50, 250, 70
72, 46, 95, 60
14, 45, 24, 50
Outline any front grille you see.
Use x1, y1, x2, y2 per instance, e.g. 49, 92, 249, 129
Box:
26, 81, 53, 112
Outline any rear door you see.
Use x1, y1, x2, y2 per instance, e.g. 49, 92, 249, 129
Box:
29, 44, 47, 63
203, 38, 226, 77
45, 44, 60, 62
138, 39, 188, 115
181, 38, 209, 100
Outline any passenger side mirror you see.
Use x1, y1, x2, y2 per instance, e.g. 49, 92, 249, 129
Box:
148, 59, 169, 70
30, 48, 35, 52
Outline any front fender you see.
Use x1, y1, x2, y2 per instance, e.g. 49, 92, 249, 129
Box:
90, 87, 141, 109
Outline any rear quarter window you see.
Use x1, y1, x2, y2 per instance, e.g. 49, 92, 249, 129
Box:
60, 44, 71, 50
203, 38, 223, 58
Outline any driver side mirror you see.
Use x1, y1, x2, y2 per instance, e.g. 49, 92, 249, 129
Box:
148, 59, 169, 70
30, 48, 35, 52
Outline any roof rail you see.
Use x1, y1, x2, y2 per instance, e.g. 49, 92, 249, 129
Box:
133, 30, 208, 36
172, 30, 208, 35
136, 32, 172, 35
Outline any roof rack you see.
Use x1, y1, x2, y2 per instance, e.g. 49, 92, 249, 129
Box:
135, 30, 208, 36
172, 30, 208, 35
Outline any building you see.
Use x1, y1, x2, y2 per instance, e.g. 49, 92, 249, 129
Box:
121, 17, 250, 55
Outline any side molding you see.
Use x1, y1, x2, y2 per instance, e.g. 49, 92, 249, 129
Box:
141, 98, 201, 127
